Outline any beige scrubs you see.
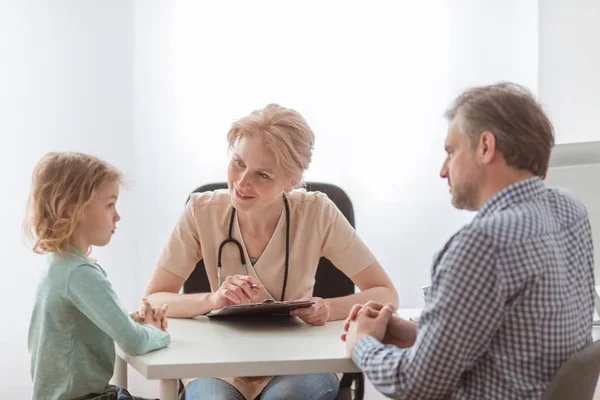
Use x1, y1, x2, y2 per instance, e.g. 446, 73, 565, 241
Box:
157, 189, 376, 399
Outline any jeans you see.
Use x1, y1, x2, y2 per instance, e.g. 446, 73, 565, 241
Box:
86, 385, 156, 400
184, 373, 339, 400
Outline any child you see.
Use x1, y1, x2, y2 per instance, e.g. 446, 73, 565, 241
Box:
25, 152, 170, 400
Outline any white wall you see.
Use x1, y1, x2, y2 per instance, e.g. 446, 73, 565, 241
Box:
448, 0, 539, 95
539, 0, 600, 143
0, 1, 135, 397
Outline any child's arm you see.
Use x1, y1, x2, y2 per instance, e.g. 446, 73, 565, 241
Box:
66, 264, 170, 356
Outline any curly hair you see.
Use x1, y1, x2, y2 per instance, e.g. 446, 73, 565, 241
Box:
24, 152, 123, 254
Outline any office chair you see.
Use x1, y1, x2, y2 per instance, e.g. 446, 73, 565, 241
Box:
181, 182, 364, 400
541, 340, 600, 400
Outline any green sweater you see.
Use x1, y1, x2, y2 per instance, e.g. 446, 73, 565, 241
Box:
28, 251, 170, 400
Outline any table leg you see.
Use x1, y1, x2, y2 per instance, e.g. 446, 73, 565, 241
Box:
111, 355, 128, 389
160, 379, 178, 400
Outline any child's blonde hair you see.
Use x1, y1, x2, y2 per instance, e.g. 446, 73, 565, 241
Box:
24, 152, 123, 254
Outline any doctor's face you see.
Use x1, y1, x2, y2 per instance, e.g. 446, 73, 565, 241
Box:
227, 135, 291, 212
439, 120, 483, 211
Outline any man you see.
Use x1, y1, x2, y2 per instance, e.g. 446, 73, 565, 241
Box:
343, 82, 596, 399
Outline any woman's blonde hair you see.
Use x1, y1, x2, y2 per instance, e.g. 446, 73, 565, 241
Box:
24, 152, 123, 254
226, 104, 315, 186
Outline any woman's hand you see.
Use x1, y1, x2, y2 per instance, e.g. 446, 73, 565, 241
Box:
208, 275, 263, 310
291, 297, 330, 326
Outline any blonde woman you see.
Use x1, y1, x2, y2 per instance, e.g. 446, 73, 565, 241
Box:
145, 104, 399, 400
26, 152, 170, 400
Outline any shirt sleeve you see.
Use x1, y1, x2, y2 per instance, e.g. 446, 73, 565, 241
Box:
156, 198, 203, 279
352, 226, 503, 399
318, 195, 377, 277
67, 264, 171, 356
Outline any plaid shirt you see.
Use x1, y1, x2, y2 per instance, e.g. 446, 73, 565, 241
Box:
353, 177, 596, 399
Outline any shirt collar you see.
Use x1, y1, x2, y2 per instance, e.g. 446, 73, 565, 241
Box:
475, 176, 545, 220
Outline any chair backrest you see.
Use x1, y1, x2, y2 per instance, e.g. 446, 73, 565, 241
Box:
541, 340, 600, 400
182, 182, 356, 299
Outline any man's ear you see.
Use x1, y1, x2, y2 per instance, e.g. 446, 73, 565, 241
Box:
478, 131, 497, 164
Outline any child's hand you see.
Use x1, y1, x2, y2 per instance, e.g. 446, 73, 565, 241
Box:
130, 298, 169, 331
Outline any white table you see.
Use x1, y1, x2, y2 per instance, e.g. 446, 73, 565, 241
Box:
114, 309, 422, 399
113, 316, 362, 400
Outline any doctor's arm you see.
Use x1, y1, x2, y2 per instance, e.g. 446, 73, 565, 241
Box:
312, 198, 398, 321
325, 261, 398, 321
144, 267, 213, 318
145, 267, 262, 318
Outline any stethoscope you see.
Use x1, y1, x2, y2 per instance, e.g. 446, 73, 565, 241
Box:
217, 194, 290, 301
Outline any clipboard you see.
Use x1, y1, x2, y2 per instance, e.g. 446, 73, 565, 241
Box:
206, 300, 315, 318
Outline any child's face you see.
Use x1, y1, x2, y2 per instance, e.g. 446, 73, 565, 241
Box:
77, 179, 121, 248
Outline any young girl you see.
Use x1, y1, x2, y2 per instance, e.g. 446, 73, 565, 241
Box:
25, 152, 170, 400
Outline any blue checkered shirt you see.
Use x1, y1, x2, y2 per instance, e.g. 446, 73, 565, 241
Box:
353, 177, 596, 399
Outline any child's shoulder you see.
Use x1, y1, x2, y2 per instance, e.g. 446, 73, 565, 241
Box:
48, 251, 96, 267
46, 252, 105, 280
33, 252, 103, 300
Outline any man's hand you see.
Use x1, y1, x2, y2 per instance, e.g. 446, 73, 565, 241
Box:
342, 301, 417, 349
343, 302, 395, 356
290, 297, 329, 326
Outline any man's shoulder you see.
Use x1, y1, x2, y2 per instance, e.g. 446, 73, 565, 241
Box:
445, 222, 495, 255
545, 186, 590, 224
474, 187, 588, 247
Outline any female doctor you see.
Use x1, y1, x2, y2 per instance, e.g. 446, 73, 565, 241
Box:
144, 104, 399, 400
